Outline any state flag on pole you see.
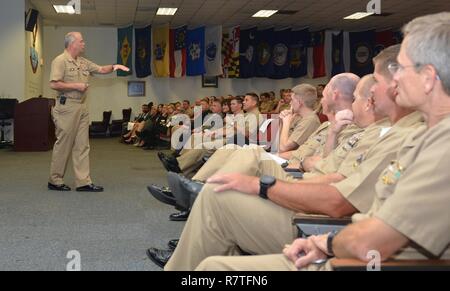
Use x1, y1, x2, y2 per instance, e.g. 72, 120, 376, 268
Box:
239, 27, 257, 78
169, 26, 187, 78
135, 25, 151, 78
117, 25, 133, 77
350, 30, 375, 77
187, 27, 206, 76
152, 25, 170, 77
205, 26, 223, 76
289, 28, 309, 78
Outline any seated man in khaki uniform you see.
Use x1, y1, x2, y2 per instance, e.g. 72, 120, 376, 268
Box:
259, 92, 275, 114
192, 73, 363, 183
154, 45, 423, 270
48, 32, 129, 192
276, 84, 321, 153
172, 94, 261, 178
196, 13, 450, 270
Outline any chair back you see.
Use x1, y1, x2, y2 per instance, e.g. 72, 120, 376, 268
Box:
103, 111, 112, 125
122, 108, 132, 122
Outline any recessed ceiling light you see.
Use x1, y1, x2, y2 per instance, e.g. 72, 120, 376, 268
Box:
156, 8, 178, 16
53, 5, 76, 14
252, 10, 278, 18
344, 12, 374, 20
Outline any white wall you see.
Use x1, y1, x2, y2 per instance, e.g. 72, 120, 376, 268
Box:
43, 26, 329, 121
25, 0, 44, 99
0, 0, 25, 101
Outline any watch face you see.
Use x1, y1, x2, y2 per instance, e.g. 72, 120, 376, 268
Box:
261, 175, 276, 186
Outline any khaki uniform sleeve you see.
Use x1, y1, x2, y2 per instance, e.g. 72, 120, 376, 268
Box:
288, 115, 320, 147
84, 58, 101, 73
245, 113, 260, 136
50, 57, 65, 82
374, 137, 450, 257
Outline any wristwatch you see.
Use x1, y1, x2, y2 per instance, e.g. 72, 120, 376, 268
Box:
327, 230, 339, 256
259, 175, 276, 200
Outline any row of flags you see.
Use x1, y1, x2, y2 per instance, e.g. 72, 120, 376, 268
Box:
117, 25, 402, 79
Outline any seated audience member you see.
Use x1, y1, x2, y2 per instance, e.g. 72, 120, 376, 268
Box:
158, 94, 260, 177
222, 99, 231, 115
259, 92, 274, 114
195, 12, 450, 271
181, 100, 194, 118
272, 89, 292, 114
123, 104, 150, 143
277, 84, 321, 153
148, 44, 423, 269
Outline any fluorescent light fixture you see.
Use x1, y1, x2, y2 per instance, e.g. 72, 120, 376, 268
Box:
344, 12, 374, 19
156, 7, 178, 16
53, 5, 76, 14
252, 10, 278, 18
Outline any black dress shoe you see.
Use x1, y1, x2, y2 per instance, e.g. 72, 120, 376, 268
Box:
76, 184, 104, 192
146, 248, 173, 268
167, 239, 179, 250
157, 152, 182, 173
169, 210, 190, 221
147, 185, 177, 207
167, 172, 204, 209
48, 183, 71, 191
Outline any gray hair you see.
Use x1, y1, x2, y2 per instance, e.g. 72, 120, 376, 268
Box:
402, 12, 450, 95
330, 73, 361, 102
355, 74, 375, 100
64, 32, 77, 48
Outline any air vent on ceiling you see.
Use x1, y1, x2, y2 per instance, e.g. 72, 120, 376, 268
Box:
276, 10, 298, 15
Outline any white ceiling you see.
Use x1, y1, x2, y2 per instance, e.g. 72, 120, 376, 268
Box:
30, 0, 450, 31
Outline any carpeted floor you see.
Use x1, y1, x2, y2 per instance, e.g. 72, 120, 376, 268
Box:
0, 139, 184, 271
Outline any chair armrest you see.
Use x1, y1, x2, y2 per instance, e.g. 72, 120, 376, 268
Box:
292, 214, 352, 238
111, 119, 124, 124
330, 258, 450, 271
91, 121, 105, 126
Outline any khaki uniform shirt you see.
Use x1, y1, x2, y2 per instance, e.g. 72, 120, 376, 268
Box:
333, 112, 424, 213
305, 118, 391, 178
289, 121, 330, 163
260, 101, 275, 113
50, 50, 101, 103
289, 123, 362, 163
352, 113, 450, 260
182, 108, 194, 119
243, 108, 263, 144
288, 112, 321, 147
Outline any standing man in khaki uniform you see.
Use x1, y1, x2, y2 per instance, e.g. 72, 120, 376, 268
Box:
48, 32, 129, 192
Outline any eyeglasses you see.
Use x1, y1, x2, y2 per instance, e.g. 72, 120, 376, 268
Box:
387, 62, 420, 75
388, 62, 441, 80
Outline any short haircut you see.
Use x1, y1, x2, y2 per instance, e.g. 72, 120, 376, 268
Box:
64, 32, 77, 48
260, 92, 270, 99
373, 44, 401, 80
330, 73, 361, 102
232, 96, 243, 104
291, 84, 318, 109
246, 92, 260, 107
183, 100, 190, 104
402, 12, 450, 95
355, 74, 376, 100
